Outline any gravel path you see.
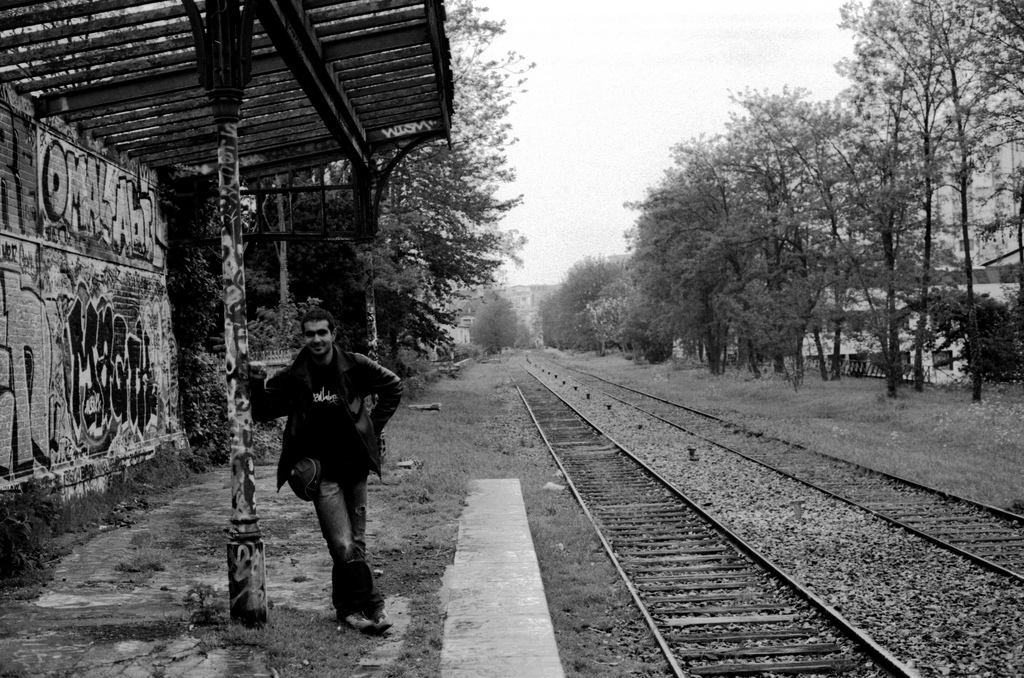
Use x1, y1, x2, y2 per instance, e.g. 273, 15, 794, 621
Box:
527, 362, 1024, 678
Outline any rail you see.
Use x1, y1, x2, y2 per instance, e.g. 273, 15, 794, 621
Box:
511, 365, 917, 678
548, 359, 1024, 584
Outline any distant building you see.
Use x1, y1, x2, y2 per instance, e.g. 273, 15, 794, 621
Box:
503, 284, 556, 345
443, 291, 486, 346
936, 138, 1024, 269
808, 138, 1024, 384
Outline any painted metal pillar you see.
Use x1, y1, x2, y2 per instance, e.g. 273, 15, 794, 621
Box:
363, 131, 443, 361
184, 0, 266, 626
363, 254, 380, 361
212, 91, 267, 626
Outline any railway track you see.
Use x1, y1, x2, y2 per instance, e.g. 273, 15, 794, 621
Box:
511, 366, 914, 678
539, 359, 1024, 584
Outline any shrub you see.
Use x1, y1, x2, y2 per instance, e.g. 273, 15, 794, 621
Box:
249, 296, 324, 353
176, 350, 228, 468
164, 184, 226, 471
0, 479, 61, 582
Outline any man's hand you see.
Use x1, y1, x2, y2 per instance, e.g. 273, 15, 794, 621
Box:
249, 363, 268, 383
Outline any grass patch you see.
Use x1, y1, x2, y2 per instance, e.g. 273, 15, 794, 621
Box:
115, 531, 169, 574
115, 547, 168, 574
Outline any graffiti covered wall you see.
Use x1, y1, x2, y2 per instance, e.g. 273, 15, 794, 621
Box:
0, 84, 183, 494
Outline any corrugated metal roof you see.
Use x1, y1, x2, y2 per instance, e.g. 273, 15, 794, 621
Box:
0, 0, 453, 179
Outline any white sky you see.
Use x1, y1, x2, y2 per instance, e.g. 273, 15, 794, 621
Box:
481, 0, 858, 286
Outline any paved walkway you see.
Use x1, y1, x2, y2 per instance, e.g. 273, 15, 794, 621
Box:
0, 471, 408, 677
440, 479, 565, 678
0, 474, 565, 677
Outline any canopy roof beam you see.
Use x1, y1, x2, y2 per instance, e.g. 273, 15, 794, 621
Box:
256, 0, 369, 170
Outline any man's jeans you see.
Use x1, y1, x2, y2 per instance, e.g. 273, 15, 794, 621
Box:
314, 474, 384, 617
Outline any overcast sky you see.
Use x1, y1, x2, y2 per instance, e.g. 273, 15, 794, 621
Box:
480, 0, 858, 286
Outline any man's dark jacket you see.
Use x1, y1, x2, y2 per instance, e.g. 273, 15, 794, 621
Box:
250, 345, 403, 489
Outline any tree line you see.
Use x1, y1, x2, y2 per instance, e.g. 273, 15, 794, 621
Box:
543, 0, 1024, 401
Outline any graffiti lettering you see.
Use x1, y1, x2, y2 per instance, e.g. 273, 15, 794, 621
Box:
377, 119, 440, 140
38, 131, 157, 262
0, 236, 41, 285
0, 101, 36, 236
0, 85, 181, 491
65, 286, 159, 450
0, 271, 55, 481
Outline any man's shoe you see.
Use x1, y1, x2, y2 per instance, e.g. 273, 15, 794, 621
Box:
368, 608, 393, 634
342, 612, 375, 633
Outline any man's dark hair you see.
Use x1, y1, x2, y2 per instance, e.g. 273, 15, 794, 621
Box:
300, 307, 336, 332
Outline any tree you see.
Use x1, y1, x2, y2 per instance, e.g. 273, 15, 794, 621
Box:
628, 137, 743, 375
724, 89, 850, 380
470, 292, 519, 354
932, 289, 1024, 382
242, 0, 530, 371
979, 0, 1024, 374
926, 0, 1000, 401
841, 0, 955, 391
586, 275, 632, 356
540, 257, 626, 351
362, 0, 529, 364
629, 91, 857, 380
617, 293, 676, 364
835, 3, 931, 398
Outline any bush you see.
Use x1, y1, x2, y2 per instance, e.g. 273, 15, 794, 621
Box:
164, 184, 226, 471
641, 338, 674, 364
249, 297, 324, 353
1, 446, 196, 586
0, 479, 61, 582
176, 351, 228, 468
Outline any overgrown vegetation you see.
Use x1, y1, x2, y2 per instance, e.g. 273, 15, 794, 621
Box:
185, 582, 221, 624
0, 479, 60, 584
162, 179, 228, 469
116, 532, 168, 574
0, 449, 193, 587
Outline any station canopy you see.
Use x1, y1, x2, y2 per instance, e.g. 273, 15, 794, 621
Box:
0, 0, 454, 182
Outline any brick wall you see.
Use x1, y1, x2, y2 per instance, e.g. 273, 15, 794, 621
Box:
0, 84, 186, 495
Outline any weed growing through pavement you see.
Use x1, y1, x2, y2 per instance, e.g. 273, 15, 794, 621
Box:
115, 531, 168, 573
184, 582, 220, 624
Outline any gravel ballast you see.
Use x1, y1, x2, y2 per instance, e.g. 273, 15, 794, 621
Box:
527, 362, 1024, 678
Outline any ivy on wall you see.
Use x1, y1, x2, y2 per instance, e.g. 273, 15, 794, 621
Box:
161, 179, 227, 469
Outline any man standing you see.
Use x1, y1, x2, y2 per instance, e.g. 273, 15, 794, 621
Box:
251, 307, 402, 634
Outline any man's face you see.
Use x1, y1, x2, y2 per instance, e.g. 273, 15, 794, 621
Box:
302, 319, 335, 360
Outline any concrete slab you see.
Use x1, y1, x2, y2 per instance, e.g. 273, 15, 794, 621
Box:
440, 479, 565, 678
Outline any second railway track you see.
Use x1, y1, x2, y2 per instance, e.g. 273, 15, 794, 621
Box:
520, 355, 1024, 677
512, 365, 913, 677
540, 358, 1024, 583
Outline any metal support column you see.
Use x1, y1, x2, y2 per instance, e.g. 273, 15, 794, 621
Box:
212, 91, 267, 626
361, 130, 445, 360
184, 0, 266, 626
